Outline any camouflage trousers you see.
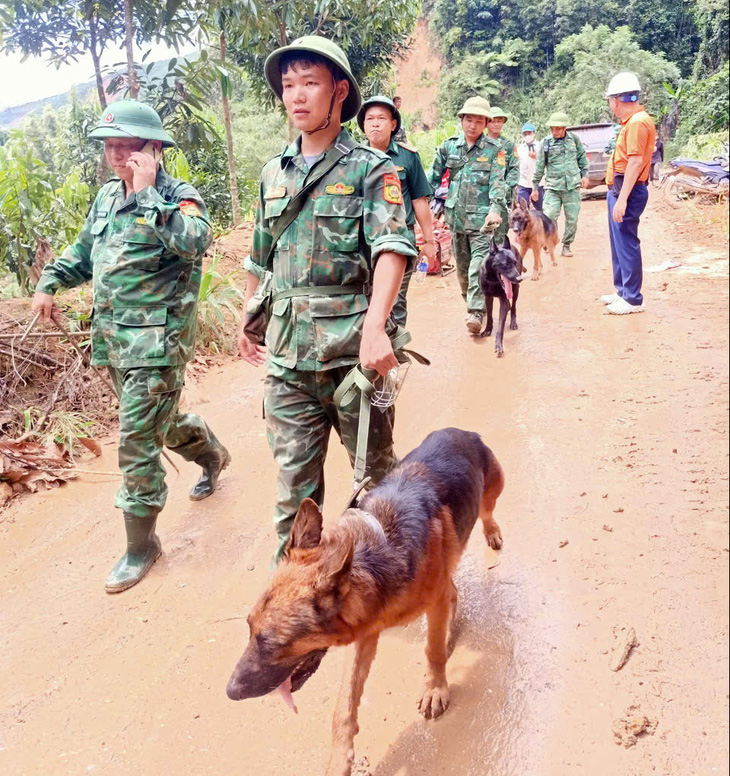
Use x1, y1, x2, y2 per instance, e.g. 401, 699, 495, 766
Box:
543, 188, 582, 247
264, 366, 397, 561
493, 186, 515, 245
452, 231, 488, 313
108, 366, 222, 518
391, 226, 416, 328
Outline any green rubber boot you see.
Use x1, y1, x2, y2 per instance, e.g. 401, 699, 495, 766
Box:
105, 513, 162, 594
189, 445, 231, 501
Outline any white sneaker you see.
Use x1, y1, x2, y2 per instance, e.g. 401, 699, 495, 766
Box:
606, 298, 645, 315
466, 312, 484, 334
600, 293, 621, 305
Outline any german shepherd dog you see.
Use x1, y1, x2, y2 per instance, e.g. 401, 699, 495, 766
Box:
226, 428, 504, 776
478, 236, 523, 357
508, 198, 559, 280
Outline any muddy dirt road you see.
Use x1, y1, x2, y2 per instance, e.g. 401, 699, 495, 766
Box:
1, 193, 728, 775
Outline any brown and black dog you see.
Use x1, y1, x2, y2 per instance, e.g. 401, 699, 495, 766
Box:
508, 198, 559, 280
226, 428, 504, 776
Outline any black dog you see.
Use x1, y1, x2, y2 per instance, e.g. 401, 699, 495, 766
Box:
478, 236, 522, 357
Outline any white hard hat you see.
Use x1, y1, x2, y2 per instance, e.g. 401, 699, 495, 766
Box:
605, 72, 642, 98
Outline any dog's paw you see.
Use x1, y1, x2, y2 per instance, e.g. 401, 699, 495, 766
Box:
495, 345, 504, 357
484, 328, 493, 337
509, 320, 518, 331
418, 685, 450, 720
484, 523, 503, 550
531, 273, 540, 281
551, 260, 558, 267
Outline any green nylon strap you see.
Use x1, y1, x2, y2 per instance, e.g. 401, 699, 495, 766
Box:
333, 330, 430, 488
272, 284, 365, 303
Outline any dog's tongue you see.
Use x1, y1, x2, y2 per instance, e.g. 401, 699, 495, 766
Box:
277, 675, 298, 714
501, 274, 513, 300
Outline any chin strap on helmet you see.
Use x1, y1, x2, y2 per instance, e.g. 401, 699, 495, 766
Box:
304, 75, 338, 135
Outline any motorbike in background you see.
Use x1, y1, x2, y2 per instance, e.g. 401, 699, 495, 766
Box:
659, 143, 729, 206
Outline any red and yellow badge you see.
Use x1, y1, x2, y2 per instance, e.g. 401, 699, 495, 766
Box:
179, 200, 201, 217
383, 172, 403, 205
325, 182, 355, 195
496, 150, 506, 167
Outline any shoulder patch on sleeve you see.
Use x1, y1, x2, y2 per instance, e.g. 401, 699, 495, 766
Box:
496, 150, 506, 167
383, 172, 403, 205
179, 200, 202, 217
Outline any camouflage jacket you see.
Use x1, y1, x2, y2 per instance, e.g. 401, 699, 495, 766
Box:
533, 132, 589, 191
35, 169, 212, 368
244, 128, 416, 374
383, 138, 433, 228
427, 133, 506, 233
496, 135, 520, 195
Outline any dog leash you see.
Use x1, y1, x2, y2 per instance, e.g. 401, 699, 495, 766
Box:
333, 330, 430, 493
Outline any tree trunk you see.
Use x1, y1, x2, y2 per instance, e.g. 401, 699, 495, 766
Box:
88, 10, 107, 109
123, 0, 139, 98
220, 31, 241, 227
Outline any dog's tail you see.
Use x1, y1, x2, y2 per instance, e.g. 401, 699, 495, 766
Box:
479, 444, 504, 551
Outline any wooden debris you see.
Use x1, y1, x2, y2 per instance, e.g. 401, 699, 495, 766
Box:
609, 626, 639, 671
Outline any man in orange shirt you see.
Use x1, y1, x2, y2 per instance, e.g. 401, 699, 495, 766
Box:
602, 72, 656, 315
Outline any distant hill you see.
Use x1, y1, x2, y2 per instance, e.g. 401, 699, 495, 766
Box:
0, 82, 98, 129
0, 52, 198, 130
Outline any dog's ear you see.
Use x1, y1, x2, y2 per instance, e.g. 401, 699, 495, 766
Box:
286, 498, 323, 553
318, 535, 354, 592
503, 235, 512, 251
519, 197, 528, 212
489, 237, 497, 254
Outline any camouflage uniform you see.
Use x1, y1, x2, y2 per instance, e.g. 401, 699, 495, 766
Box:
493, 135, 520, 244
383, 138, 433, 327
36, 169, 222, 518
533, 132, 589, 249
245, 128, 416, 559
428, 133, 507, 312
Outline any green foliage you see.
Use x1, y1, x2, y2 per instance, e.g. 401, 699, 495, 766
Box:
407, 121, 458, 170
196, 252, 245, 353
672, 63, 730, 141
0, 134, 55, 293
672, 130, 729, 160
541, 26, 680, 124
437, 50, 517, 119
23, 406, 97, 459
226, 0, 420, 107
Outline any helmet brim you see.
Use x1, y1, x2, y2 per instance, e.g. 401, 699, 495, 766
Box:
265, 43, 362, 123
88, 125, 176, 148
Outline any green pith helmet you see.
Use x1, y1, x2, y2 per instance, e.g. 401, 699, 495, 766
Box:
264, 35, 362, 122
357, 95, 401, 136
88, 100, 175, 147
457, 96, 491, 118
488, 106, 509, 120
547, 111, 570, 127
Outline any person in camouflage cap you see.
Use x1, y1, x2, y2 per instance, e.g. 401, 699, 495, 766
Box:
358, 94, 435, 327
237, 36, 416, 562
427, 96, 507, 335
485, 106, 520, 245
32, 100, 230, 594
531, 111, 589, 257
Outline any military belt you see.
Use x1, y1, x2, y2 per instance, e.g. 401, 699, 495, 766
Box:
271, 284, 367, 303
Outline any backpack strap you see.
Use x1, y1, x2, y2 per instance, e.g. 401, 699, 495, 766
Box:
263, 139, 351, 271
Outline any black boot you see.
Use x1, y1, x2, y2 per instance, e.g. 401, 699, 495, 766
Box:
105, 513, 162, 594
189, 445, 231, 501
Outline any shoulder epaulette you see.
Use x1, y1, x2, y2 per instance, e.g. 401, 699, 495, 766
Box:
397, 141, 418, 153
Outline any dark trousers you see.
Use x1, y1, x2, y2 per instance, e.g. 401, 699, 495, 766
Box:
607, 180, 649, 306
517, 185, 544, 211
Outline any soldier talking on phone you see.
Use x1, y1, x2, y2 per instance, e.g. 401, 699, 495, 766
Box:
31, 100, 230, 594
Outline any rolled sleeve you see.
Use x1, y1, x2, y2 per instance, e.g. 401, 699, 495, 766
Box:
363, 157, 418, 266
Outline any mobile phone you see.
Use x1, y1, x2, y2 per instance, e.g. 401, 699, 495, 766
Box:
142, 141, 162, 164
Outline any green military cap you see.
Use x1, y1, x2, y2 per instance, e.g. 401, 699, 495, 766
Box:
88, 100, 175, 147
357, 95, 401, 135
264, 35, 362, 122
457, 96, 491, 118
547, 111, 570, 127
488, 106, 509, 120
